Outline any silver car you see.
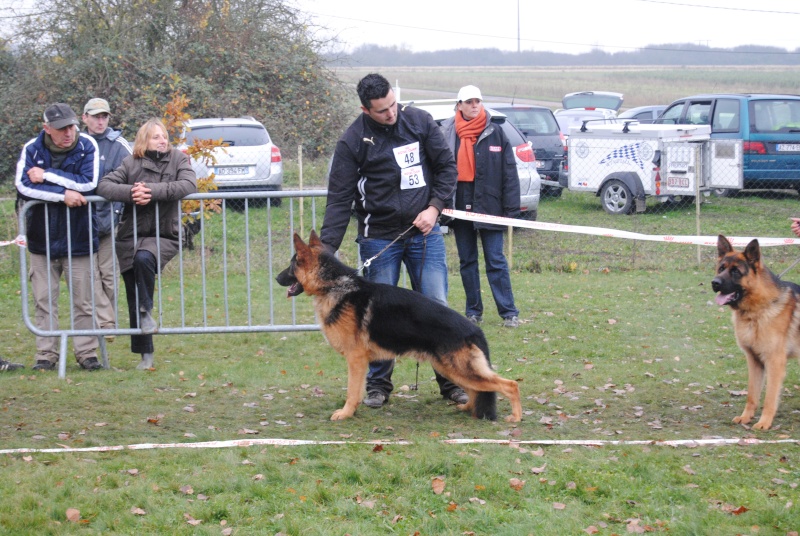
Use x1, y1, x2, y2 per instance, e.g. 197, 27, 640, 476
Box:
181, 117, 283, 207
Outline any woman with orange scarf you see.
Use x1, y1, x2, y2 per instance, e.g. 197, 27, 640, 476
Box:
442, 85, 521, 328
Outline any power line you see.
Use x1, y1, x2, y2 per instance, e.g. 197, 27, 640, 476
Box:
306, 11, 799, 55
636, 0, 800, 16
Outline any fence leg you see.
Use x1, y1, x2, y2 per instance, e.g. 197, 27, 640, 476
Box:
58, 334, 68, 379
98, 335, 109, 369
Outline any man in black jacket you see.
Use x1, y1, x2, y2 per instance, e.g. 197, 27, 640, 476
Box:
320, 73, 465, 408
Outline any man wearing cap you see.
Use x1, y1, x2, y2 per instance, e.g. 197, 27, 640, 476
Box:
15, 103, 102, 371
442, 85, 521, 328
83, 98, 132, 336
321, 73, 466, 409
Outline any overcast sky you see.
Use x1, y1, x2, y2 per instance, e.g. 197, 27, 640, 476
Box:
297, 0, 800, 55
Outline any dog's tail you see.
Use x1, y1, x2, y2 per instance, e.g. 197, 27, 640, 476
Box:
474, 392, 497, 421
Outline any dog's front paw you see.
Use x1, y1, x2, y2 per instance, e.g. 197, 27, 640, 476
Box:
752, 420, 772, 430
330, 408, 354, 421
733, 414, 752, 425
505, 414, 521, 423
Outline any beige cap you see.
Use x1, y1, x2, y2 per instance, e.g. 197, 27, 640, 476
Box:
83, 98, 111, 116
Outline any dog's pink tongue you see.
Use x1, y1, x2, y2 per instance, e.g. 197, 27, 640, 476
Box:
715, 293, 735, 306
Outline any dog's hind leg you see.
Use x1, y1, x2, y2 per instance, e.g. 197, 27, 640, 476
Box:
753, 355, 787, 430
734, 350, 765, 426
331, 350, 370, 421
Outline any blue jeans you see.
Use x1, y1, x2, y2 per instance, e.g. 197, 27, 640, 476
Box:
357, 225, 460, 397
451, 219, 519, 320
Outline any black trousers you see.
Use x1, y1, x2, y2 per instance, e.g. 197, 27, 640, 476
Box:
121, 250, 157, 354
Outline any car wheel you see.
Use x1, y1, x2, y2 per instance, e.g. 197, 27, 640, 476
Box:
713, 188, 739, 198
541, 186, 563, 199
600, 180, 634, 215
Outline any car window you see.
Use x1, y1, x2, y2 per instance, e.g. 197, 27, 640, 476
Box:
496, 120, 525, 146
658, 103, 684, 124
186, 125, 270, 146
712, 99, 740, 132
686, 102, 712, 125
633, 111, 653, 121
751, 99, 800, 133
496, 108, 559, 136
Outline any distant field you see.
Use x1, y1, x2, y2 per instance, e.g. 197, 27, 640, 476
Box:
333, 65, 800, 110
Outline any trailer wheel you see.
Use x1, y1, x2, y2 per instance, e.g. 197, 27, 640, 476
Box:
600, 180, 634, 215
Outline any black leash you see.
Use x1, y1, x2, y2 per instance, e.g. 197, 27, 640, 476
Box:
357, 224, 417, 274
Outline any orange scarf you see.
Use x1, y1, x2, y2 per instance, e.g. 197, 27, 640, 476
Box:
455, 107, 487, 182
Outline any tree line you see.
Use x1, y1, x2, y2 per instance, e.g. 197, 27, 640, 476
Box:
336, 43, 800, 67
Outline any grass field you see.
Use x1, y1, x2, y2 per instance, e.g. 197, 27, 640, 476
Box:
3, 65, 800, 534
332, 65, 800, 110
2, 189, 800, 534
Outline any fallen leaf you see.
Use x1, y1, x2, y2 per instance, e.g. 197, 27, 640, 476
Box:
180, 485, 194, 495
584, 526, 599, 535
432, 477, 446, 495
531, 464, 547, 474
131, 507, 146, 516
553, 502, 566, 510
682, 465, 696, 475
238, 428, 259, 435
509, 478, 525, 491
446, 501, 457, 512
469, 497, 486, 505
184, 513, 202, 526
66, 508, 81, 522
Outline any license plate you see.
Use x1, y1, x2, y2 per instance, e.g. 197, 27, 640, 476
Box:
215, 166, 249, 176
667, 177, 689, 188
535, 161, 545, 168
776, 144, 800, 152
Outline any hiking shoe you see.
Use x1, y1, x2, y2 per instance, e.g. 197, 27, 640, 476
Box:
0, 358, 24, 372
32, 360, 56, 371
362, 391, 388, 408
466, 315, 482, 325
80, 357, 103, 371
503, 316, 520, 328
446, 388, 469, 405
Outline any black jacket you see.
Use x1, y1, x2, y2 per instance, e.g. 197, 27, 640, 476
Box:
442, 110, 521, 230
320, 105, 457, 251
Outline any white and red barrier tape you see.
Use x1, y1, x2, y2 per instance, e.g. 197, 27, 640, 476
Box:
0, 436, 796, 455
0, 234, 25, 248
443, 209, 800, 248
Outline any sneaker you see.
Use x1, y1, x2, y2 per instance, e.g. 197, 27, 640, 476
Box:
0, 358, 24, 372
32, 360, 56, 371
139, 311, 157, 334
466, 315, 482, 325
503, 316, 520, 328
446, 388, 469, 405
80, 357, 103, 371
362, 391, 388, 408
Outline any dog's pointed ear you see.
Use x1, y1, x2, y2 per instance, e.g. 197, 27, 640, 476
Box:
309, 229, 322, 248
717, 235, 733, 258
744, 239, 762, 267
293, 233, 309, 256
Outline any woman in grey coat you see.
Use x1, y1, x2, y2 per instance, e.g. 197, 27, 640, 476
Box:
97, 118, 197, 370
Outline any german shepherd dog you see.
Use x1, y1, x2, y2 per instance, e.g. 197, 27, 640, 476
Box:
276, 230, 522, 422
712, 235, 800, 430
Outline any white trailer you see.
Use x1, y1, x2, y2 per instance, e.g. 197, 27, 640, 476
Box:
566, 122, 743, 214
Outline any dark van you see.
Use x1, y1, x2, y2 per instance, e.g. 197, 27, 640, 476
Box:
656, 94, 800, 192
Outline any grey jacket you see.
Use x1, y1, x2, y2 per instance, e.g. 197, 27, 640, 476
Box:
89, 127, 132, 236
97, 149, 197, 273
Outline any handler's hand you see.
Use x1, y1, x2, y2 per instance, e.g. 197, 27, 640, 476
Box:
131, 182, 152, 206
27, 167, 45, 184
791, 217, 800, 239
413, 206, 439, 236
63, 190, 87, 208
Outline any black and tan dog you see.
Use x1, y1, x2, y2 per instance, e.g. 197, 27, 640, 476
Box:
276, 230, 522, 422
712, 234, 800, 430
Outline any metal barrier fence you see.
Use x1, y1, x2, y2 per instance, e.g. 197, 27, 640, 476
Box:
18, 190, 328, 378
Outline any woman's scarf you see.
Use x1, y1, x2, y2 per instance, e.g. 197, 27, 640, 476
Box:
454, 107, 487, 182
